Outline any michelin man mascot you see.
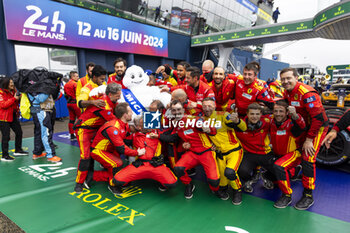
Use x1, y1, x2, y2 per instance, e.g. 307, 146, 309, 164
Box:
119, 65, 171, 116
89, 66, 171, 164
90, 65, 171, 118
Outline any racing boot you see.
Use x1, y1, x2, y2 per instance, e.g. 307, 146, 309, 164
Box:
214, 186, 229, 200
108, 185, 122, 195
232, 189, 242, 205
294, 189, 314, 210
74, 183, 84, 194
274, 194, 292, 208
184, 183, 195, 199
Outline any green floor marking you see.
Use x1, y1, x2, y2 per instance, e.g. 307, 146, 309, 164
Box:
0, 138, 349, 233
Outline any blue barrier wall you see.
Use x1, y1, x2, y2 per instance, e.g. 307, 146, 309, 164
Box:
55, 96, 69, 119
233, 48, 254, 67
0, 0, 16, 76
259, 58, 290, 81
168, 32, 191, 61
232, 49, 290, 81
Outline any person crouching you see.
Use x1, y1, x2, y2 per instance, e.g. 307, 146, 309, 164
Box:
113, 115, 178, 193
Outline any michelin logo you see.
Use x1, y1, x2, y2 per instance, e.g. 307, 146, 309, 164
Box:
143, 111, 161, 129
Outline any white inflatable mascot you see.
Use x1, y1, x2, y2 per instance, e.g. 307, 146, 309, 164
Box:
89, 65, 171, 117
119, 65, 171, 115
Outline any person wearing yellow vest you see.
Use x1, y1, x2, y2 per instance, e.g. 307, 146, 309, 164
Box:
76, 65, 107, 110
76, 62, 95, 98
202, 98, 246, 205
160, 69, 178, 87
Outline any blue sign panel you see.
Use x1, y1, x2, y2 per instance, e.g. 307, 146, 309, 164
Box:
3, 0, 168, 57
236, 0, 258, 13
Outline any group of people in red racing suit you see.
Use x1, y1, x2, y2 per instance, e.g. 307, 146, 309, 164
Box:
65, 58, 333, 210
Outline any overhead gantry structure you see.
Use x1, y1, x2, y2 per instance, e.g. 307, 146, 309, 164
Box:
191, 0, 350, 67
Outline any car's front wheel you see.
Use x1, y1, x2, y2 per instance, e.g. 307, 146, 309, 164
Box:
317, 129, 350, 165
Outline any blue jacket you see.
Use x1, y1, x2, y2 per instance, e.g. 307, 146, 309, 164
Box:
28, 93, 49, 106
273, 9, 280, 19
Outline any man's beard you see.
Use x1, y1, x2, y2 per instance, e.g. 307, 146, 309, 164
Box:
214, 80, 222, 85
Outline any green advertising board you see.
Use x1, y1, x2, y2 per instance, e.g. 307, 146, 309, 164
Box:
313, 1, 350, 27
326, 64, 350, 82
192, 1, 350, 46
192, 20, 313, 45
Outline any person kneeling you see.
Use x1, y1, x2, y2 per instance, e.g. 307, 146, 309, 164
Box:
269, 100, 306, 208
90, 103, 145, 195
113, 116, 178, 192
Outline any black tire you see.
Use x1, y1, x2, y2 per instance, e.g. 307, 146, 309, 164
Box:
325, 108, 346, 126
317, 130, 350, 165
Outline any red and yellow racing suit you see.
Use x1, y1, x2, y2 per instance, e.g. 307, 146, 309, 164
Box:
284, 82, 328, 190
159, 116, 220, 191
76, 74, 89, 99
204, 111, 245, 190
269, 80, 285, 99
76, 80, 99, 110
74, 95, 116, 184
91, 118, 138, 186
208, 78, 235, 111
233, 77, 274, 117
235, 116, 274, 182
107, 73, 126, 89
113, 130, 177, 188
64, 79, 81, 134
171, 81, 215, 114
270, 114, 306, 194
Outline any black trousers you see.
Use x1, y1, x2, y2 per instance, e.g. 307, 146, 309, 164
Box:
0, 114, 23, 156
238, 152, 275, 183
32, 111, 55, 156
